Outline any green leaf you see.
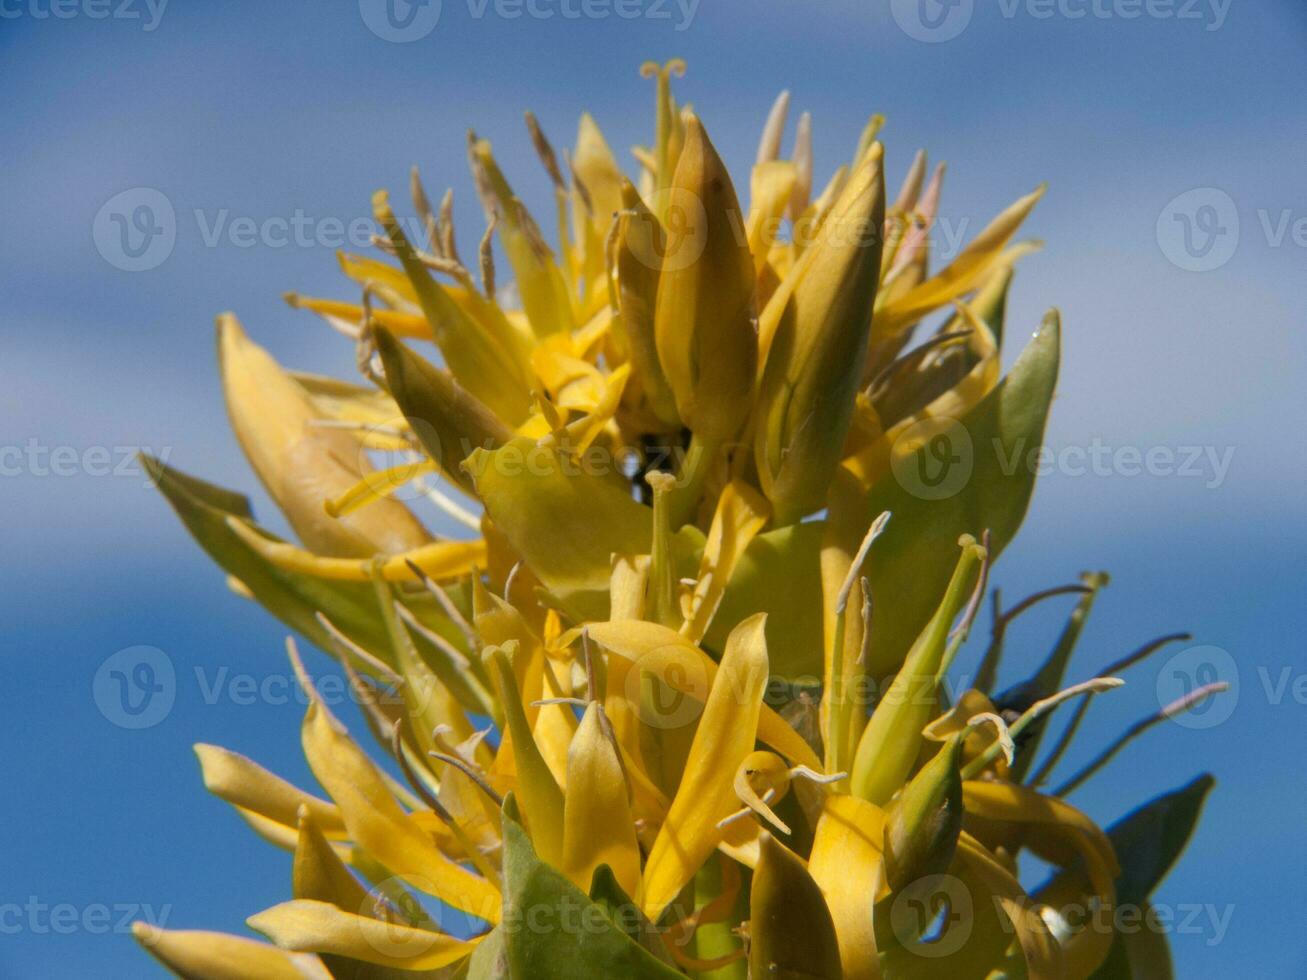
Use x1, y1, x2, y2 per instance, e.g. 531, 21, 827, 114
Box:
146, 455, 389, 653
464, 928, 508, 980
467, 436, 701, 622
146, 455, 470, 685
587, 866, 674, 965
830, 312, 1061, 679
1042, 774, 1213, 980
706, 521, 824, 677
498, 801, 682, 979
1106, 774, 1215, 910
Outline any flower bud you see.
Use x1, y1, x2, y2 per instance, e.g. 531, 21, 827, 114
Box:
755, 144, 886, 525
653, 113, 757, 447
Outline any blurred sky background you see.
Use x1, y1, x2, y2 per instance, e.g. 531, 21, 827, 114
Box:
2, 1, 1305, 975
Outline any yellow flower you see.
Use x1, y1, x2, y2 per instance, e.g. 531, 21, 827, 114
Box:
140, 63, 1223, 980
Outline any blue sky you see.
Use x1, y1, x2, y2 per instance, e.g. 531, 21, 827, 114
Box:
2, 1, 1305, 975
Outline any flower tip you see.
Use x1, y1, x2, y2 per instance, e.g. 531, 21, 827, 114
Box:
130, 921, 158, 945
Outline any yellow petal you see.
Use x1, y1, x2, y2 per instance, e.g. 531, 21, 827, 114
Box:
562, 703, 642, 899
875, 186, 1045, 337
849, 537, 985, 804
582, 619, 821, 772
218, 314, 430, 557
134, 923, 331, 980
249, 900, 474, 972
641, 614, 769, 919
225, 518, 485, 583
467, 135, 575, 338
195, 744, 347, 839
754, 145, 887, 524
962, 780, 1120, 899
680, 479, 770, 644
292, 807, 372, 912
292, 646, 501, 923
809, 794, 887, 980
487, 643, 566, 866
373, 190, 532, 422
749, 833, 843, 980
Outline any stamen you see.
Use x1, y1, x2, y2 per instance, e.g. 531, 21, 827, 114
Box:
854, 577, 873, 665
503, 560, 524, 604
412, 476, 483, 531
524, 111, 566, 192
428, 750, 504, 809
479, 213, 497, 299
402, 559, 478, 651
314, 612, 403, 686
410, 166, 440, 253
1028, 631, 1194, 787
836, 510, 891, 614
1053, 682, 1229, 797
961, 676, 1124, 780
394, 602, 472, 671
438, 188, 460, 264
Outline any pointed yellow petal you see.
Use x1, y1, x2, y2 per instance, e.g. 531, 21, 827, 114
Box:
487, 643, 566, 865
809, 794, 887, 980
680, 479, 770, 643
226, 518, 485, 583
133, 923, 331, 980
562, 703, 642, 898
249, 900, 475, 972
293, 648, 501, 923
195, 744, 347, 839
641, 614, 769, 918
292, 807, 372, 911
374, 190, 533, 422
875, 186, 1045, 337
218, 314, 430, 557
467, 135, 575, 338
